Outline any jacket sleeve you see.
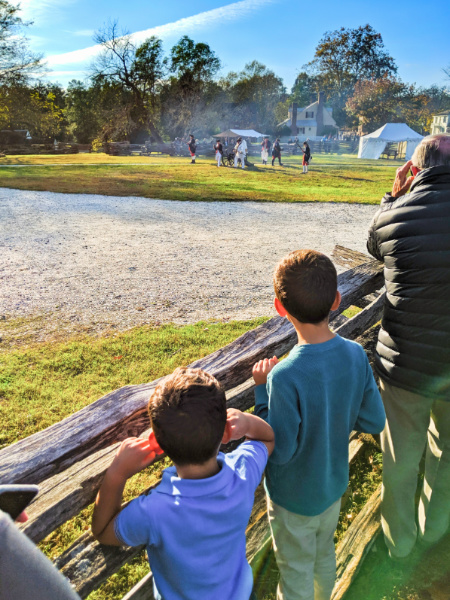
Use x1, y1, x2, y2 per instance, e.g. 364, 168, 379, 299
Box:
366, 208, 382, 262
367, 193, 398, 261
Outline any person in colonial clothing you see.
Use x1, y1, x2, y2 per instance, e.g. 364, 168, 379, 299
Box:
234, 137, 247, 169
271, 139, 283, 167
188, 135, 197, 164
214, 139, 223, 167
261, 137, 271, 165
302, 141, 311, 173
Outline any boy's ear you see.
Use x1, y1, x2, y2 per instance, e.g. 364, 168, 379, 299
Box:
274, 297, 288, 317
331, 290, 341, 312
222, 421, 231, 444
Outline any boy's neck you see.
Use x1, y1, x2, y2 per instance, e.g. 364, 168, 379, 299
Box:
175, 455, 221, 480
292, 318, 335, 346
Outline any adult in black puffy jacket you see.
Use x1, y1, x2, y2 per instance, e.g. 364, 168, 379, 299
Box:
367, 134, 450, 560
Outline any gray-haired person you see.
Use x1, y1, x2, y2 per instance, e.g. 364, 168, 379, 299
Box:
367, 134, 450, 560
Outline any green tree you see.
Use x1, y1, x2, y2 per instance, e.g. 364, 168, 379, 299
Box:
346, 76, 407, 131
0, 83, 65, 139
306, 25, 397, 125
161, 35, 221, 137
346, 78, 450, 134
219, 61, 285, 132
290, 72, 317, 107
65, 80, 103, 143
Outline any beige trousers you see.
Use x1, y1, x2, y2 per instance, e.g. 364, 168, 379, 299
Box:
267, 497, 341, 600
380, 379, 450, 558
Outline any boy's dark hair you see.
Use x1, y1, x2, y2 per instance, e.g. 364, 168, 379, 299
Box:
273, 249, 337, 324
148, 367, 227, 466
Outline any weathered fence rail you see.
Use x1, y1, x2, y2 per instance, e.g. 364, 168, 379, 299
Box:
0, 245, 385, 600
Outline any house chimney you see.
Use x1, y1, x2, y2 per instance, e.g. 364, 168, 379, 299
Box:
291, 103, 298, 137
316, 91, 325, 136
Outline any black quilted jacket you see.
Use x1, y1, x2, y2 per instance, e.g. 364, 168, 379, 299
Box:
367, 165, 450, 400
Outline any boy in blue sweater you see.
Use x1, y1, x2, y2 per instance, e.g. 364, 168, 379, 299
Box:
92, 367, 274, 600
253, 249, 385, 600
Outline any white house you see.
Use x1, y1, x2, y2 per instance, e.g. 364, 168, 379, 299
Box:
278, 93, 337, 138
430, 112, 450, 135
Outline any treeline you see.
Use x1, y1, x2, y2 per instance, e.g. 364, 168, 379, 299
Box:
1, 0, 449, 144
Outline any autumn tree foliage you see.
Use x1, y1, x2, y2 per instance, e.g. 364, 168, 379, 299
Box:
305, 25, 397, 125
346, 76, 450, 133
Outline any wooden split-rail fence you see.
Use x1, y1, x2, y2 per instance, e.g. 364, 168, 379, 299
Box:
0, 245, 386, 600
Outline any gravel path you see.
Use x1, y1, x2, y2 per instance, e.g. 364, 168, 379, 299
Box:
0, 189, 377, 343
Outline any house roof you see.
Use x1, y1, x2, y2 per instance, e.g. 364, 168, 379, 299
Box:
434, 112, 450, 116
278, 118, 319, 127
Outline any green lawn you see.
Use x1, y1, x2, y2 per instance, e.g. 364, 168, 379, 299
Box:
0, 152, 400, 204
0, 318, 268, 448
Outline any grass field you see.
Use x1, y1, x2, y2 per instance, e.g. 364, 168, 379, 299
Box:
0, 152, 401, 204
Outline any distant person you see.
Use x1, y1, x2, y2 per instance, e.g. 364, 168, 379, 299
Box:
234, 137, 247, 169
302, 141, 311, 174
214, 139, 223, 167
187, 134, 196, 164
367, 134, 450, 561
92, 367, 274, 600
261, 136, 271, 165
254, 249, 385, 600
272, 138, 283, 166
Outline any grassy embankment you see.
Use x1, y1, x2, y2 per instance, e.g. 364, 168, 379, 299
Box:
0, 152, 401, 204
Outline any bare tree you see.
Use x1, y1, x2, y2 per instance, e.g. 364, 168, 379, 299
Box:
0, 0, 44, 84
90, 21, 164, 142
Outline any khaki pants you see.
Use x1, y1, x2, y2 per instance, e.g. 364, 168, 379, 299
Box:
267, 497, 341, 600
380, 379, 450, 558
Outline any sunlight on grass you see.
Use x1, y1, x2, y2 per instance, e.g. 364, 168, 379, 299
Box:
0, 153, 397, 204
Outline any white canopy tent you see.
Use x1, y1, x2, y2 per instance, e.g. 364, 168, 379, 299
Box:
358, 123, 423, 160
215, 128, 266, 138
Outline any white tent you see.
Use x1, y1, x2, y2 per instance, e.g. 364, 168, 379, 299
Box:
358, 123, 423, 160
216, 128, 266, 138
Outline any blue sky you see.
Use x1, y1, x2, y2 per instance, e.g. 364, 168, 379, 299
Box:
18, 0, 450, 90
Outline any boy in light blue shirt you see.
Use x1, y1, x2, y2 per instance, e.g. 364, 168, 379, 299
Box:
92, 367, 274, 600
253, 249, 385, 600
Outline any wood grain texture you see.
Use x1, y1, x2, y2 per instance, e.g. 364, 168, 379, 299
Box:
0, 257, 382, 488
334, 293, 384, 340
331, 245, 371, 269
332, 486, 382, 600
122, 573, 154, 600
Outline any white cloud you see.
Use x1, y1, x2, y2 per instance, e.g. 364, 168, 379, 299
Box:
72, 29, 95, 37
14, 0, 78, 24
47, 0, 276, 67
49, 70, 86, 76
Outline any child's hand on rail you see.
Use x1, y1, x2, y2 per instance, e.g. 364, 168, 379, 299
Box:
252, 356, 279, 386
